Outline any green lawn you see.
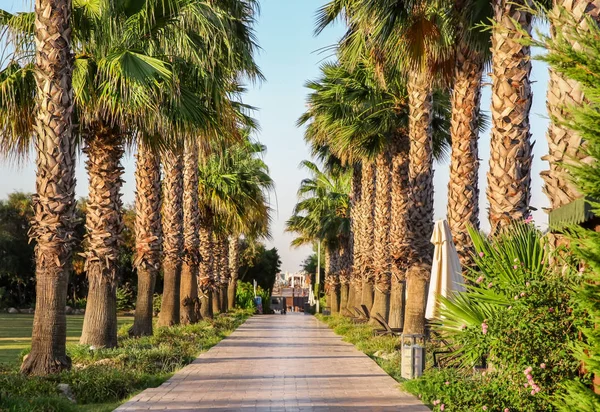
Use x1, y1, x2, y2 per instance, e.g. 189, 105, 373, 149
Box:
0, 314, 132, 365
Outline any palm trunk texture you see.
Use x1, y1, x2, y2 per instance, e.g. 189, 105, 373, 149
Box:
130, 141, 162, 337
371, 151, 392, 323
448, 46, 483, 266
227, 237, 240, 311
198, 217, 213, 319
404, 72, 434, 336
349, 165, 362, 312
80, 130, 124, 349
359, 162, 375, 310
487, 0, 533, 233
389, 136, 411, 329
157, 150, 183, 327
338, 235, 352, 314
180, 140, 200, 324
21, 0, 76, 375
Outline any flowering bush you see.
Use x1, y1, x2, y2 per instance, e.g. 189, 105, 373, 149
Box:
404, 224, 584, 411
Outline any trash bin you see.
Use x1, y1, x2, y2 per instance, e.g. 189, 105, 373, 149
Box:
401, 334, 425, 379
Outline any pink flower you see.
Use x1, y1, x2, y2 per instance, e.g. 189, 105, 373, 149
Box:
579, 267, 585, 273
526, 282, 530, 287
460, 324, 467, 330
524, 383, 528, 388
531, 389, 536, 395
434, 400, 440, 405
540, 363, 546, 369
476, 276, 484, 284
525, 215, 534, 224
508, 306, 512, 310
487, 282, 493, 288
514, 295, 519, 300
445, 381, 450, 385
479, 252, 484, 257
535, 387, 541, 393
513, 265, 518, 270
441, 405, 445, 411
526, 374, 533, 380
548, 307, 554, 313
520, 292, 526, 297
504, 409, 510, 412
482, 407, 488, 411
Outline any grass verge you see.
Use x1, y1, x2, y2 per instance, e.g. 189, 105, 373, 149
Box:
0, 309, 252, 412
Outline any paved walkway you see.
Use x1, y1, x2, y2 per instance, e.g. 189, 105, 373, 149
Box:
115, 314, 429, 411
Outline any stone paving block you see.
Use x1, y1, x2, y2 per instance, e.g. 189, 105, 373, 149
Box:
115, 314, 429, 411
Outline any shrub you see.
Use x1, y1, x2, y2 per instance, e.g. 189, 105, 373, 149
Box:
116, 284, 134, 311
404, 224, 582, 411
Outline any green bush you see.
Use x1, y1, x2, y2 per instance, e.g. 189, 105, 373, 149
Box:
116, 284, 134, 311
235, 281, 271, 312
0, 309, 252, 410
405, 224, 583, 412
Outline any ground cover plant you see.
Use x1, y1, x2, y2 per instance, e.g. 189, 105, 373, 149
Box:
0, 309, 252, 411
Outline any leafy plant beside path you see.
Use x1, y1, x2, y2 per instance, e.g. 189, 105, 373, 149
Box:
0, 309, 252, 412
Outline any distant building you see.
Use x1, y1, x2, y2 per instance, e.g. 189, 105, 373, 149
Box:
271, 271, 310, 312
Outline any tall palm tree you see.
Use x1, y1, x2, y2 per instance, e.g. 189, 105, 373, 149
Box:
316, 0, 453, 334
486, 0, 534, 233
0, 0, 77, 375
300, 60, 450, 326
129, 140, 162, 336
446, 0, 492, 265
286, 161, 351, 314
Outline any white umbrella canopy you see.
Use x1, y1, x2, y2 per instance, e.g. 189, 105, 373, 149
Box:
425, 220, 466, 320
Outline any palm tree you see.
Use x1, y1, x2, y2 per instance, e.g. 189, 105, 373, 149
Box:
1, 0, 77, 375
129, 140, 162, 336
300, 60, 450, 326
486, 0, 534, 233
286, 161, 351, 314
198, 137, 273, 313
446, 0, 492, 265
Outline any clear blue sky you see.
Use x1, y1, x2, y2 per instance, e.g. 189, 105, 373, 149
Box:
0, 0, 550, 273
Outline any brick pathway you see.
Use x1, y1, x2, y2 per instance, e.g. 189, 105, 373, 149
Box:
115, 314, 429, 411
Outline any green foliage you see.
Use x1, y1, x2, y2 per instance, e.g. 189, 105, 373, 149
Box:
0, 310, 252, 409
532, 7, 600, 411
406, 224, 582, 411
236, 281, 271, 313
238, 240, 281, 293
115, 284, 134, 311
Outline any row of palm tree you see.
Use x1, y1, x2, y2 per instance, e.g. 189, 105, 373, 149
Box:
288, 0, 596, 335
0, 0, 272, 376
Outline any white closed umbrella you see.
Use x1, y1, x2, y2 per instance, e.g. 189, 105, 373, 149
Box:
308, 287, 316, 306
425, 220, 465, 320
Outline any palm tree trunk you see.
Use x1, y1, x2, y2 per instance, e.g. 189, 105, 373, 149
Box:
157, 149, 183, 327
198, 216, 213, 319
219, 237, 229, 312
129, 141, 161, 337
542, 2, 599, 210
227, 237, 240, 311
448, 47, 483, 266
349, 164, 362, 312
180, 140, 200, 325
404, 71, 434, 336
80, 129, 123, 348
487, 0, 533, 233
389, 136, 410, 329
338, 235, 352, 315
325, 247, 340, 313
212, 234, 222, 314
371, 151, 392, 322
21, 0, 76, 375
359, 162, 375, 310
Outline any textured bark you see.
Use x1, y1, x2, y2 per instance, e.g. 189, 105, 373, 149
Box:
325, 247, 340, 313
21, 0, 76, 375
359, 162, 375, 309
227, 237, 240, 311
157, 150, 183, 327
404, 72, 434, 336
211, 234, 222, 314
371, 151, 392, 322
180, 140, 200, 325
349, 165, 363, 311
448, 47, 483, 266
389, 137, 410, 329
130, 141, 162, 337
80, 130, 123, 348
198, 217, 213, 319
338, 235, 352, 315
487, 0, 533, 233
542, 1, 599, 211
219, 237, 229, 312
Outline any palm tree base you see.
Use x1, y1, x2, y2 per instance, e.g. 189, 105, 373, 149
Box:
361, 280, 374, 311
129, 266, 157, 337
80, 269, 118, 348
403, 274, 429, 335
388, 279, 405, 329
158, 260, 181, 327
370, 288, 390, 324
